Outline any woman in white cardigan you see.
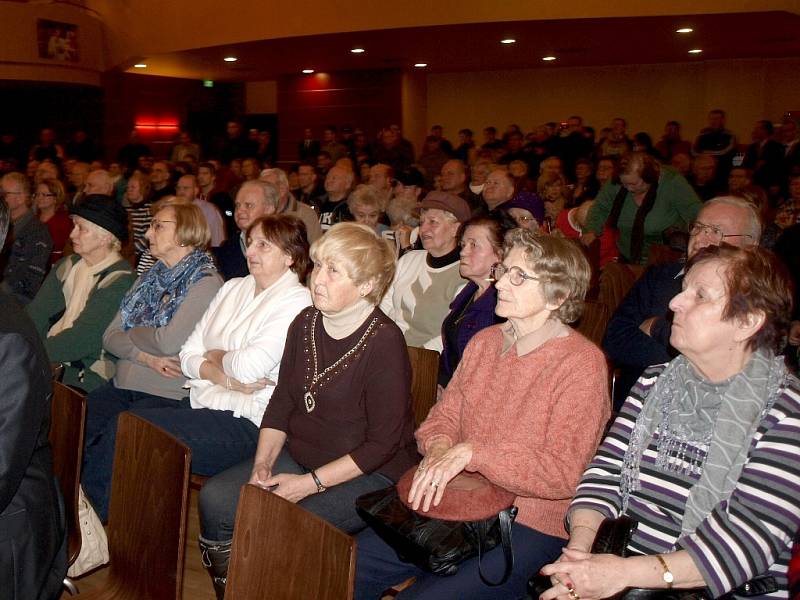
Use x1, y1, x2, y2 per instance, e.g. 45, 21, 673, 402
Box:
128, 214, 312, 477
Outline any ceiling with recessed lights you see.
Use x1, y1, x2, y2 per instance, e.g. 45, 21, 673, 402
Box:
126, 11, 800, 81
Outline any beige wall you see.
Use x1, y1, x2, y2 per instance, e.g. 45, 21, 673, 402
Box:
401, 71, 429, 152
0, 2, 104, 85
427, 58, 800, 144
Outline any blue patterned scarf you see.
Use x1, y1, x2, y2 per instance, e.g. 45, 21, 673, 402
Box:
119, 249, 216, 330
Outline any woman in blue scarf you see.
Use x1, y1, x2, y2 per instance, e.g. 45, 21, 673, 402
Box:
82, 198, 222, 520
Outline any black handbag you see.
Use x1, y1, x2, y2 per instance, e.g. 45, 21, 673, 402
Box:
355, 469, 519, 586
527, 517, 777, 600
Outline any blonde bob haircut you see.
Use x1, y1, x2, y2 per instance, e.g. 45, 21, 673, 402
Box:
504, 228, 590, 323
310, 222, 395, 304
152, 197, 211, 249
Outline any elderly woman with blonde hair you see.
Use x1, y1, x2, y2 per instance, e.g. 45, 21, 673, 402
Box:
355, 230, 611, 599
26, 195, 135, 392
348, 184, 389, 235
197, 222, 418, 599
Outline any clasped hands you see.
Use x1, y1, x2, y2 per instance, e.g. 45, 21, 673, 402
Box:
407, 441, 473, 512
539, 548, 629, 600
203, 349, 274, 393
248, 463, 316, 503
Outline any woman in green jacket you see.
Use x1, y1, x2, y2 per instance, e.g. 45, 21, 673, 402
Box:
26, 194, 135, 392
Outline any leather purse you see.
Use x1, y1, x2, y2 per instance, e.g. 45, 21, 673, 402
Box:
527, 516, 777, 600
355, 467, 518, 585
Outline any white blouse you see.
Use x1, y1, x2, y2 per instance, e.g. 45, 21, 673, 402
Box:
180, 269, 312, 426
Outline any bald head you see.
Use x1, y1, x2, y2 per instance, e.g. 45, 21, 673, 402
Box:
85, 170, 114, 196
440, 160, 467, 194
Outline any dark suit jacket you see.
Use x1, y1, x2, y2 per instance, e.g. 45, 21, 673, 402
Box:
212, 234, 248, 281
0, 291, 66, 600
297, 139, 321, 161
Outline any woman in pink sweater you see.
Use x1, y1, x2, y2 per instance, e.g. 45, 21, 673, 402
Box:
355, 230, 611, 599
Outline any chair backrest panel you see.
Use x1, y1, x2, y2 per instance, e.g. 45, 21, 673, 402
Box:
49, 381, 87, 566
106, 412, 191, 600
407, 346, 439, 428
226, 484, 355, 600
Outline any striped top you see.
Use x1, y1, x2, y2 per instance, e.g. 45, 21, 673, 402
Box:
127, 203, 151, 256
570, 363, 800, 599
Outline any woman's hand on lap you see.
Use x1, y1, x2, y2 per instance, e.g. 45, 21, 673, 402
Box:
248, 463, 272, 488
228, 377, 274, 394
408, 442, 473, 512
144, 353, 182, 378
262, 472, 317, 503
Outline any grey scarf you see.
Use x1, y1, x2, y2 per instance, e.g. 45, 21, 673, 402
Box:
620, 349, 786, 536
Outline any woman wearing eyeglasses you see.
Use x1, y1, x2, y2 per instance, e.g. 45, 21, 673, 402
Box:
355, 231, 611, 599
34, 178, 72, 265
81, 198, 222, 519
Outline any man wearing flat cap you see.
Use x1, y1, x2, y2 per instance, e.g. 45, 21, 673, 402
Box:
26, 194, 135, 392
380, 191, 469, 351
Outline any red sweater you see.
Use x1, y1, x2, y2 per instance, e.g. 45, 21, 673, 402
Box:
417, 325, 610, 537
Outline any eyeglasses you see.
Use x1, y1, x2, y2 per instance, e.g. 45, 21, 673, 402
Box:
149, 219, 176, 232
689, 221, 753, 243
490, 262, 539, 286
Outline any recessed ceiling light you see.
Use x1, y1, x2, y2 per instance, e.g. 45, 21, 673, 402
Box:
351, 48, 365, 54
133, 63, 147, 68
414, 63, 428, 68
542, 56, 557, 61
302, 69, 315, 74
223, 56, 238, 62
676, 27, 694, 33
500, 38, 516, 44
688, 48, 703, 54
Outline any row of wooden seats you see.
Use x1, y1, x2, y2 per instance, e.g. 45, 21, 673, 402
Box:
50, 345, 441, 599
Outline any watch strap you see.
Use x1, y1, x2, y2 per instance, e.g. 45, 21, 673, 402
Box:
310, 469, 326, 493
656, 554, 674, 588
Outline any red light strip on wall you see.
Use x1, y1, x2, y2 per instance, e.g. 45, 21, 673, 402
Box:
135, 124, 179, 131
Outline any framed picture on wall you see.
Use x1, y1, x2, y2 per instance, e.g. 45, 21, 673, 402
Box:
37, 19, 79, 62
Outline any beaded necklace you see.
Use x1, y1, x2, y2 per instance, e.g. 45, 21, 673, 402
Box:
303, 310, 379, 413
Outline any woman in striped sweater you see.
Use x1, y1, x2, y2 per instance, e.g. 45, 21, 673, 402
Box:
541, 244, 800, 600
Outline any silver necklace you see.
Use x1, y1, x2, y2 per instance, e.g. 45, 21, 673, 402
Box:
304, 311, 379, 413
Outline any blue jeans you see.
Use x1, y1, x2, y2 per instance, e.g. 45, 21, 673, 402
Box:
198, 448, 394, 541
354, 522, 565, 600
81, 381, 259, 521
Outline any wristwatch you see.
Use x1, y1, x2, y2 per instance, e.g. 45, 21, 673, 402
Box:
656, 555, 674, 588
310, 470, 327, 493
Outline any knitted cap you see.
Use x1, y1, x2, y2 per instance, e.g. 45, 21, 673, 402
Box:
70, 194, 129, 242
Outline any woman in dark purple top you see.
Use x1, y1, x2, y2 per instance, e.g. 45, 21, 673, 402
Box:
439, 216, 507, 386
196, 223, 417, 600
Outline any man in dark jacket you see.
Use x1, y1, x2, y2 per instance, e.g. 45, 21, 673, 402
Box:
0, 197, 66, 600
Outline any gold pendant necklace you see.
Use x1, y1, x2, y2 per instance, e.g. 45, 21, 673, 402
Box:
304, 311, 379, 413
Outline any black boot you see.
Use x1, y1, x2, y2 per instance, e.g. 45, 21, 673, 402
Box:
199, 536, 231, 600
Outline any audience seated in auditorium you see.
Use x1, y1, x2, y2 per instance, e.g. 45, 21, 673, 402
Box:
539, 172, 572, 226
372, 127, 414, 173
555, 200, 618, 266
583, 152, 701, 265
481, 168, 516, 214
367, 163, 393, 208
170, 131, 202, 164
297, 127, 320, 162
0, 198, 67, 598
82, 200, 221, 520
688, 154, 721, 201
0, 172, 52, 303
149, 160, 176, 203
692, 109, 737, 180
380, 191, 469, 351
220, 121, 257, 164
603, 196, 761, 407
214, 180, 280, 280
347, 184, 388, 235
26, 195, 134, 392
596, 117, 632, 157
198, 223, 416, 599
356, 231, 610, 600
259, 167, 322, 242
727, 166, 752, 195
197, 161, 235, 237
295, 162, 325, 213
742, 119, 785, 195
117, 129, 151, 171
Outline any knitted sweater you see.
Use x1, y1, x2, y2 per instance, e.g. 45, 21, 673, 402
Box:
417, 324, 610, 537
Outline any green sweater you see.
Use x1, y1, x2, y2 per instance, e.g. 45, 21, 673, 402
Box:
26, 255, 135, 392
585, 167, 701, 264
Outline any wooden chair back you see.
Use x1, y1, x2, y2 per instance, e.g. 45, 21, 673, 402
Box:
574, 299, 611, 348
226, 484, 355, 600
407, 346, 440, 427
49, 381, 87, 567
104, 412, 191, 599
597, 261, 644, 316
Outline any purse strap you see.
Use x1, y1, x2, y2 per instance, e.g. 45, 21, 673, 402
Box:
476, 507, 515, 586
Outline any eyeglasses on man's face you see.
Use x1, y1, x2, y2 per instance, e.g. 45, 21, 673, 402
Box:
689, 221, 752, 243
490, 262, 539, 286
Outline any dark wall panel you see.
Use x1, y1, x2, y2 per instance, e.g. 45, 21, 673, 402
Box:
277, 69, 402, 164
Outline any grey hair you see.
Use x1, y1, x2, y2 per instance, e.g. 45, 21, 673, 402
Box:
260, 168, 289, 191
703, 195, 762, 243
238, 180, 280, 210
